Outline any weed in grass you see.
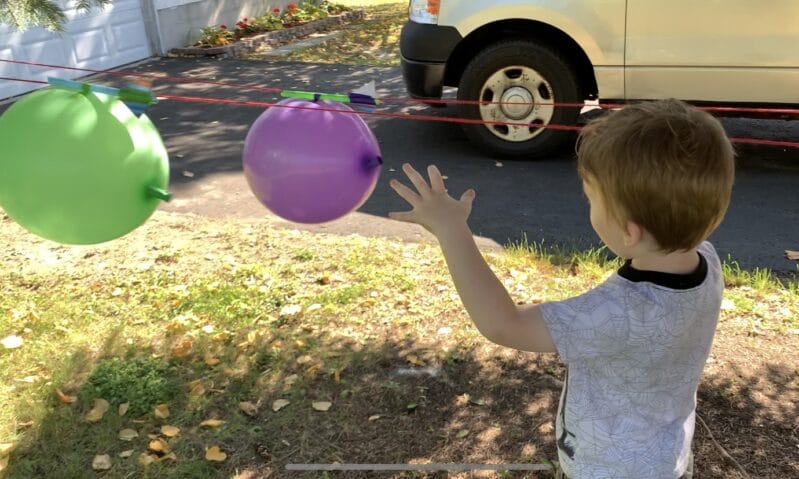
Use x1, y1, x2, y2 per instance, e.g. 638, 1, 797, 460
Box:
505, 236, 618, 271
314, 284, 366, 306
79, 356, 180, 417
294, 250, 315, 261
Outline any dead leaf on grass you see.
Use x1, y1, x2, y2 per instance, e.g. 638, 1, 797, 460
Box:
172, 336, 194, 357
118, 429, 139, 441
312, 401, 332, 412
188, 380, 206, 397
55, 388, 77, 404
205, 446, 227, 462
368, 414, 382, 421
200, 419, 226, 428
0, 442, 16, 457
158, 452, 177, 462
149, 438, 170, 454
85, 399, 110, 422
154, 403, 170, 419
456, 429, 470, 438
406, 354, 424, 366
272, 399, 290, 412
119, 450, 134, 458
239, 401, 259, 417
161, 425, 180, 437
204, 352, 220, 366
118, 403, 129, 416
92, 454, 112, 471
138, 453, 156, 466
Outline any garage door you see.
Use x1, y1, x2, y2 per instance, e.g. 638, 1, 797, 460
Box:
0, 0, 151, 99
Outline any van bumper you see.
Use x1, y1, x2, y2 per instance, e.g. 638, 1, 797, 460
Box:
399, 21, 462, 99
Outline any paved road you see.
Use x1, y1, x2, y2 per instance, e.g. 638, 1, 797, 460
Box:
7, 58, 799, 272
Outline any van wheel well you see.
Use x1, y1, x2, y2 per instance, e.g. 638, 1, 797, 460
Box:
444, 20, 598, 100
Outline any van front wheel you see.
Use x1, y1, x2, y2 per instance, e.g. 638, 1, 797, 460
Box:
458, 40, 582, 159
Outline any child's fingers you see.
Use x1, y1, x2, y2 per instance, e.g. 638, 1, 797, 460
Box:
402, 163, 431, 197
427, 165, 446, 194
460, 189, 476, 204
389, 179, 421, 207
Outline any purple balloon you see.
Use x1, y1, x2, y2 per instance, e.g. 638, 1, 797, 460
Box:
242, 99, 382, 224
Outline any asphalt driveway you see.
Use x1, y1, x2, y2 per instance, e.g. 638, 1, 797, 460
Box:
5, 57, 799, 272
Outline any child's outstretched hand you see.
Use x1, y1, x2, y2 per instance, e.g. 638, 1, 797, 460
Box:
389, 163, 476, 237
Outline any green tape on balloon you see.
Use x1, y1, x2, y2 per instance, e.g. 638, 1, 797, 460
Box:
0, 86, 170, 245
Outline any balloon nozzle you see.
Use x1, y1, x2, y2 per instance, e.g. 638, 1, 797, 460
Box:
147, 186, 172, 202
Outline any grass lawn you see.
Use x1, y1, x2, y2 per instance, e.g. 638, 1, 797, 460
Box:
1, 209, 797, 478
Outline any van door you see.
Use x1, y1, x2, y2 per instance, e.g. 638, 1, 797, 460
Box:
625, 0, 799, 104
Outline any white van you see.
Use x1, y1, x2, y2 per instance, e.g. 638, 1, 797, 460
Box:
400, 0, 799, 158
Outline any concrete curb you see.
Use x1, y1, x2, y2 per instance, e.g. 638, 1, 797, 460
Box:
168, 10, 366, 59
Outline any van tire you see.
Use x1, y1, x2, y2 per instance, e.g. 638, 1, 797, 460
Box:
458, 40, 582, 159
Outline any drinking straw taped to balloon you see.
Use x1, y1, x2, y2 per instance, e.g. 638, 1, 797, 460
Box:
281, 81, 380, 110
47, 77, 157, 117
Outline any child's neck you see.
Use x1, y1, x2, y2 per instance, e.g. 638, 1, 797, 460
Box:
630, 248, 700, 275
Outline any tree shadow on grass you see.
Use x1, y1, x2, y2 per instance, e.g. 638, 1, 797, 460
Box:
4, 325, 797, 478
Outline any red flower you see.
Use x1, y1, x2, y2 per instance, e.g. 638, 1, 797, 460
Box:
243, 17, 248, 21
220, 24, 227, 29
272, 7, 280, 13
287, 3, 298, 11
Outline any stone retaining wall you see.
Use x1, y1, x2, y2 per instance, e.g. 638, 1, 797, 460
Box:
169, 9, 365, 58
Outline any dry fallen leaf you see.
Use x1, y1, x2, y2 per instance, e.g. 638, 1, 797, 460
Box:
199, 419, 226, 428
406, 354, 424, 366
204, 352, 220, 367
368, 414, 382, 422
138, 453, 156, 466
312, 401, 332, 412
158, 452, 177, 462
205, 446, 227, 462
161, 425, 180, 437
118, 403, 130, 416
154, 403, 170, 419
283, 374, 299, 388
55, 388, 77, 404
456, 429, 470, 438
1, 335, 23, 349
149, 438, 170, 454
92, 454, 112, 471
188, 380, 206, 397
272, 399, 290, 412
85, 399, 110, 422
239, 401, 259, 417
0, 442, 16, 457
119, 449, 134, 458
172, 336, 194, 357
118, 429, 139, 441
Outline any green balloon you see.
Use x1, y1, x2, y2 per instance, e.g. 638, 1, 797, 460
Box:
0, 87, 170, 244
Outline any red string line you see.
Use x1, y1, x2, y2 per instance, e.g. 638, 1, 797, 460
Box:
2, 75, 799, 149
3, 58, 799, 115
0, 58, 282, 93
153, 94, 799, 149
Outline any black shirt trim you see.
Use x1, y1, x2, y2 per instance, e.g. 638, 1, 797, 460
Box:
617, 253, 707, 290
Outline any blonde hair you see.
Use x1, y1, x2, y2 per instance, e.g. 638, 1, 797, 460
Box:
577, 99, 735, 252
